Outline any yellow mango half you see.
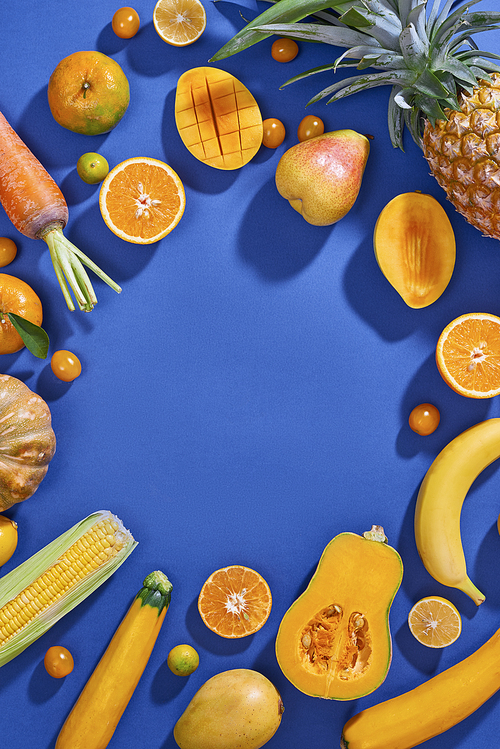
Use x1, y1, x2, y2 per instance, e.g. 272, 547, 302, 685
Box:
175, 67, 263, 170
373, 192, 456, 308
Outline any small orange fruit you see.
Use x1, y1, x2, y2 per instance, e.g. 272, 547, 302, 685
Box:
271, 37, 299, 62
167, 644, 199, 675
198, 565, 272, 638
48, 51, 130, 136
436, 312, 500, 398
112, 7, 140, 38
51, 350, 82, 382
408, 596, 462, 648
0, 514, 18, 566
297, 115, 325, 142
77, 153, 109, 185
262, 118, 286, 149
0, 274, 43, 354
408, 403, 440, 435
0, 238, 17, 267
153, 0, 206, 46
99, 157, 185, 244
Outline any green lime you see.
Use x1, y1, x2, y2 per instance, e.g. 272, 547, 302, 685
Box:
77, 152, 109, 184
167, 644, 199, 676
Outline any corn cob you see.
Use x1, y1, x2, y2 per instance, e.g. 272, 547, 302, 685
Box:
0, 510, 137, 667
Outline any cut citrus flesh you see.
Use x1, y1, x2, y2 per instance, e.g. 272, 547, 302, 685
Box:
198, 565, 272, 638
436, 312, 500, 398
175, 67, 263, 170
99, 157, 185, 244
153, 0, 206, 46
408, 596, 462, 648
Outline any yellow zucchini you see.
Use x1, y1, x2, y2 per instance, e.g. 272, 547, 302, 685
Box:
56, 570, 172, 749
340, 625, 500, 749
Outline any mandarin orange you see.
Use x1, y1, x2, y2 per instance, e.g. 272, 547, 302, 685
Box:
0, 274, 43, 354
47, 51, 130, 136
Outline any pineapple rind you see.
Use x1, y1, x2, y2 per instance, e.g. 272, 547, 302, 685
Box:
423, 72, 500, 240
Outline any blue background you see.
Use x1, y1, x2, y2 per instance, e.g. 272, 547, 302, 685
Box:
1, 1, 500, 747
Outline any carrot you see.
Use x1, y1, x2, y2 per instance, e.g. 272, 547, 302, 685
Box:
0, 111, 121, 311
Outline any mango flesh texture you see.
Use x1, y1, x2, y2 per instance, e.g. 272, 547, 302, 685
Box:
373, 191, 456, 308
275, 531, 403, 700
173, 668, 284, 749
175, 67, 263, 170
274, 130, 370, 225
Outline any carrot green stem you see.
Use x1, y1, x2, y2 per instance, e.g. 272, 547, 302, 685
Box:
39, 224, 121, 312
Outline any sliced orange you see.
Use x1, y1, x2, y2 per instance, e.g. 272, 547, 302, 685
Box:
99, 157, 185, 244
198, 565, 272, 638
408, 596, 462, 648
436, 312, 500, 398
153, 0, 206, 46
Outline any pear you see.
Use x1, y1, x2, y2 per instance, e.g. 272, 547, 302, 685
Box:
274, 129, 370, 226
173, 668, 284, 749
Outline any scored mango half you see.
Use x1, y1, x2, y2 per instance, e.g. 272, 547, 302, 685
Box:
174, 67, 263, 170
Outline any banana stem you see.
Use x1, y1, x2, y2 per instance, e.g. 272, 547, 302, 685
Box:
458, 576, 485, 606
39, 223, 122, 312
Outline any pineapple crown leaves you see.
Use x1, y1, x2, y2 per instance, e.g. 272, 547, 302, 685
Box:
211, 0, 500, 150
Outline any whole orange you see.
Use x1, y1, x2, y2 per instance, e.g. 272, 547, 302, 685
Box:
0, 274, 43, 354
47, 51, 130, 135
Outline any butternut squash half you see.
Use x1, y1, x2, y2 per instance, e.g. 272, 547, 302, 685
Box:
373, 192, 455, 308
275, 526, 402, 701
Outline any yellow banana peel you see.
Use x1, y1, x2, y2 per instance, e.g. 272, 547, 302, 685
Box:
414, 418, 500, 605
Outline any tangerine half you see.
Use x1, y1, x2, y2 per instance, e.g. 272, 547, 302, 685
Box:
436, 312, 500, 398
408, 596, 462, 648
198, 565, 272, 638
99, 157, 185, 244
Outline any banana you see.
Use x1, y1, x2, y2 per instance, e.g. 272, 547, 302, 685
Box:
414, 418, 500, 605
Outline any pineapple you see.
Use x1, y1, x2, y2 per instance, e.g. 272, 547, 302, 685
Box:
211, 0, 500, 238
423, 74, 500, 239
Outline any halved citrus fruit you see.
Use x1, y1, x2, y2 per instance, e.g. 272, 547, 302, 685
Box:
436, 312, 500, 398
99, 157, 185, 244
198, 565, 272, 638
408, 596, 462, 648
153, 0, 206, 46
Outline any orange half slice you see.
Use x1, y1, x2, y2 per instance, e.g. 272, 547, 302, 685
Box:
198, 565, 272, 638
408, 596, 462, 648
99, 157, 185, 244
153, 0, 206, 46
436, 312, 500, 398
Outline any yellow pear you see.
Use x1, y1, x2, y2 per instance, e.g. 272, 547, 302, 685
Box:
173, 668, 284, 749
275, 129, 370, 226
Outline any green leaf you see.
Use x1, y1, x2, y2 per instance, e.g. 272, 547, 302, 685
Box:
387, 84, 406, 150
7, 313, 49, 359
210, 0, 347, 61
311, 69, 416, 104
253, 22, 376, 48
